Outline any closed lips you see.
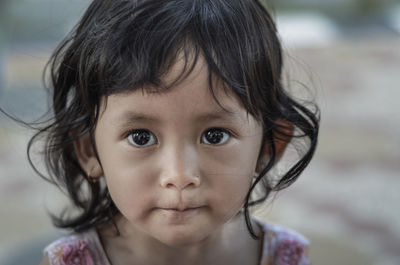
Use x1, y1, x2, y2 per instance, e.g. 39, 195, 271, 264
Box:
160, 206, 204, 212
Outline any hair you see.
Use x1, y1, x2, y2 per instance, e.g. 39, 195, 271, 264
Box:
26, 0, 319, 238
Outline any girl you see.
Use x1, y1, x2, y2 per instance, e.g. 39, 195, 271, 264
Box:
31, 0, 319, 264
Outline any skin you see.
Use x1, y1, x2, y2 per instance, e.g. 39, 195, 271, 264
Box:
41, 55, 288, 265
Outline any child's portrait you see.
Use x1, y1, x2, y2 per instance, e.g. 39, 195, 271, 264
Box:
0, 0, 399, 265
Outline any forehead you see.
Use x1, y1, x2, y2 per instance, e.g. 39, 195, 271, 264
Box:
99, 55, 257, 127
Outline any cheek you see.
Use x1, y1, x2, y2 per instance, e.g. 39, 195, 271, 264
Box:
202, 140, 260, 178
214, 174, 252, 209
101, 151, 157, 220
205, 173, 252, 224
201, 143, 259, 216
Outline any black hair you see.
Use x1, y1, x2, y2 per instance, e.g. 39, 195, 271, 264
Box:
25, 0, 319, 238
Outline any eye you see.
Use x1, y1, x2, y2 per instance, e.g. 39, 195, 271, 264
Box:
201, 128, 231, 145
127, 129, 158, 147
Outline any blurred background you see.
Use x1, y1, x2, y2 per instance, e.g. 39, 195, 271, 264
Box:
0, 0, 399, 264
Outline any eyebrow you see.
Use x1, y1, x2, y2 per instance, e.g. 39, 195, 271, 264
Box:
114, 109, 244, 126
195, 110, 244, 123
113, 112, 159, 126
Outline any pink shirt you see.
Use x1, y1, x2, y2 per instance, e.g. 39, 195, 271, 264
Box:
44, 217, 310, 265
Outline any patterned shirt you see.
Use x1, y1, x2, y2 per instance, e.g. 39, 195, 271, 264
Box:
44, 217, 309, 265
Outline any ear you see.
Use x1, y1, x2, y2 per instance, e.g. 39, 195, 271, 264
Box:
256, 120, 294, 174
73, 132, 103, 177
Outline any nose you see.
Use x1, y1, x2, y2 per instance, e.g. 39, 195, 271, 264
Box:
159, 144, 201, 190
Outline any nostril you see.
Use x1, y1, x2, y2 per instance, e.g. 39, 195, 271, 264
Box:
160, 174, 201, 190
164, 183, 174, 189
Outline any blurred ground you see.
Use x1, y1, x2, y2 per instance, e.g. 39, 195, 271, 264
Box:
1, 23, 400, 265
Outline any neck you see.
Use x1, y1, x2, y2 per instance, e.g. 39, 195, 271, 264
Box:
99, 214, 261, 265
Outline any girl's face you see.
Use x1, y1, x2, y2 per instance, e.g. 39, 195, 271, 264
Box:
92, 57, 264, 247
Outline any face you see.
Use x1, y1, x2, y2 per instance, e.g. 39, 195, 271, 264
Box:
90, 57, 264, 247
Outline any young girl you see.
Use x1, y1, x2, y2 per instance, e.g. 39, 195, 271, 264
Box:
30, 0, 319, 264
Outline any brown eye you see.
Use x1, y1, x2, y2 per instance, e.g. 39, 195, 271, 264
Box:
128, 130, 157, 147
201, 128, 230, 145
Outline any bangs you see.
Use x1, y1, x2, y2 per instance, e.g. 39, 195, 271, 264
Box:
62, 0, 281, 119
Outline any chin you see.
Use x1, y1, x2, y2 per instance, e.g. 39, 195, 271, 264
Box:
154, 227, 210, 247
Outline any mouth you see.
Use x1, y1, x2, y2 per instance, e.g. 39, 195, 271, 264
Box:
156, 205, 206, 220
160, 206, 203, 212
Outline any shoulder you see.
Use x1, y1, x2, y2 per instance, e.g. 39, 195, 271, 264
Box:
39, 254, 50, 265
253, 217, 310, 265
43, 230, 109, 265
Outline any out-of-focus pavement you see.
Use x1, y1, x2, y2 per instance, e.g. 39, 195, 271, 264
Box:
1, 34, 400, 265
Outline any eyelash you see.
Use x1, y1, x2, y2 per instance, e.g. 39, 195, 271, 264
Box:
200, 128, 231, 145
126, 129, 158, 148
126, 128, 233, 148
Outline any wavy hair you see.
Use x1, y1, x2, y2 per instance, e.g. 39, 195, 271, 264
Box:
26, 0, 319, 238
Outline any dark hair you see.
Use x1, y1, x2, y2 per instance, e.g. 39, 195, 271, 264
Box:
27, 0, 319, 238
